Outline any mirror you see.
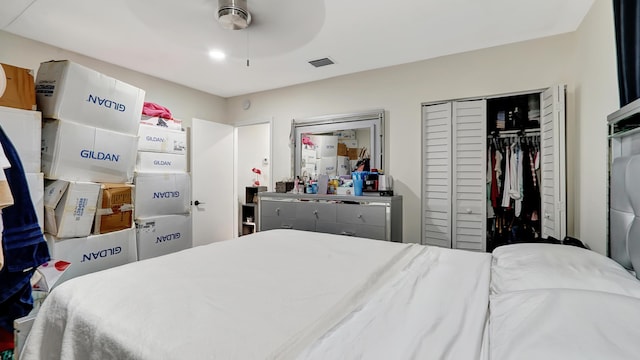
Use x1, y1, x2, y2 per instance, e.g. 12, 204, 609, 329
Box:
292, 109, 384, 181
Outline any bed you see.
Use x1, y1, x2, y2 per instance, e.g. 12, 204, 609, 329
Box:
19, 156, 640, 359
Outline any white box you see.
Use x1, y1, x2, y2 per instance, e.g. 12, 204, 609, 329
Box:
336, 186, 354, 196
44, 179, 100, 238
136, 151, 187, 173
337, 155, 351, 176
137, 124, 186, 154
26, 172, 44, 232
0, 106, 41, 172
134, 172, 191, 218
14, 314, 37, 360
41, 119, 138, 183
45, 227, 137, 285
339, 139, 358, 149
334, 129, 356, 139
35, 60, 145, 136
140, 115, 182, 130
317, 156, 337, 177
310, 135, 339, 158
135, 214, 192, 260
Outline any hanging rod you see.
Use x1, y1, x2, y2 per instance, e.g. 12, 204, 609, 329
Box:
487, 129, 540, 138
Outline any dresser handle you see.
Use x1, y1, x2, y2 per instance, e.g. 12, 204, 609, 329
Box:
466, 208, 472, 214
341, 231, 355, 236
281, 224, 292, 229
276, 208, 280, 215
357, 213, 363, 219
313, 210, 318, 216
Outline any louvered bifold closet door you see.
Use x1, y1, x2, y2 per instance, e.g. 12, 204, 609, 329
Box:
452, 100, 487, 251
422, 103, 452, 247
540, 85, 567, 240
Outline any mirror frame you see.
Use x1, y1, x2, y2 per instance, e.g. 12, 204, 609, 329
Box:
291, 109, 384, 178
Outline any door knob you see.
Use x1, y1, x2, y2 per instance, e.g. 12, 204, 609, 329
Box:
193, 200, 205, 206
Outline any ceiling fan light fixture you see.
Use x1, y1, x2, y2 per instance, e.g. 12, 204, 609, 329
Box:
218, 0, 252, 30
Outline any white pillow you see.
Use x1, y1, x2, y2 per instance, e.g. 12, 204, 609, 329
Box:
491, 243, 640, 298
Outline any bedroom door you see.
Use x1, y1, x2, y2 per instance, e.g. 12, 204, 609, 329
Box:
191, 118, 234, 246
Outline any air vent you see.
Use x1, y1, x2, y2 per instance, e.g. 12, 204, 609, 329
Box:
308, 57, 335, 68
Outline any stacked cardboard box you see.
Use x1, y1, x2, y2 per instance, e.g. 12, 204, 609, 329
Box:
35, 60, 144, 283
0, 105, 45, 232
134, 122, 191, 260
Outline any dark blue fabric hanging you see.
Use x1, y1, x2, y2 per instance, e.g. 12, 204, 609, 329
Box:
613, 0, 640, 106
0, 125, 50, 332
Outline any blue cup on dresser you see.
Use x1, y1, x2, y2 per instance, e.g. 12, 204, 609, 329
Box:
352, 171, 368, 196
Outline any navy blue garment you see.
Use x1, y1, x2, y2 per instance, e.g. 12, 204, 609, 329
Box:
0, 125, 50, 332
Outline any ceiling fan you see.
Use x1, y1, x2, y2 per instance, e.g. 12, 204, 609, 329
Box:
217, 0, 252, 30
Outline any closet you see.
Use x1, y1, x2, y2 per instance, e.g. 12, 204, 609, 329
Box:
421, 85, 566, 252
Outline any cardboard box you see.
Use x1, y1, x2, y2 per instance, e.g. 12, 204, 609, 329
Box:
310, 135, 338, 158
41, 119, 138, 183
134, 172, 190, 218
0, 106, 42, 172
135, 214, 192, 260
136, 151, 187, 173
137, 124, 186, 154
333, 129, 355, 140
45, 227, 137, 285
0, 63, 36, 111
35, 60, 145, 136
337, 142, 348, 156
140, 115, 182, 131
44, 180, 100, 238
94, 183, 134, 234
317, 156, 337, 177
347, 148, 360, 160
26, 172, 44, 232
339, 139, 358, 149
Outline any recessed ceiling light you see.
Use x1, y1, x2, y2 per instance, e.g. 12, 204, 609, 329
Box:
209, 50, 226, 60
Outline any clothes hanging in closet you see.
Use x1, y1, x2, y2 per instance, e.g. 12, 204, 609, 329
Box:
487, 135, 541, 249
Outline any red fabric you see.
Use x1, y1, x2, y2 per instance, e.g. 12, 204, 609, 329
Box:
142, 102, 173, 119
490, 148, 500, 209
0, 328, 13, 352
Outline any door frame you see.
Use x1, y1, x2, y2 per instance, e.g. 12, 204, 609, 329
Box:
233, 117, 274, 237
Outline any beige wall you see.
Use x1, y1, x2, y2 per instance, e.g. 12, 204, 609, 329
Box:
227, 34, 578, 245
572, 0, 619, 254
0, 30, 227, 127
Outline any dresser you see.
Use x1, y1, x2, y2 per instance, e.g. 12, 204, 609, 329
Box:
257, 192, 403, 242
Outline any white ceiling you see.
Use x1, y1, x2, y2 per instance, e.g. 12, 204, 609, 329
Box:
1, 0, 594, 98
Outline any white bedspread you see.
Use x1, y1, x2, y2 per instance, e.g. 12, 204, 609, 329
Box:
22, 230, 492, 360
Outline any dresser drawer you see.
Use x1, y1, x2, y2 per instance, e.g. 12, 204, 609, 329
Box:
295, 202, 336, 222
336, 204, 386, 225
261, 200, 296, 219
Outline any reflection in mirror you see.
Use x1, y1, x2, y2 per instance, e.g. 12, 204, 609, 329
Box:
292, 110, 384, 182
